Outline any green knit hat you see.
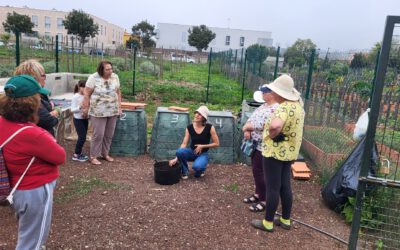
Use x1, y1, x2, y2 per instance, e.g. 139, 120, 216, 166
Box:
4, 75, 50, 98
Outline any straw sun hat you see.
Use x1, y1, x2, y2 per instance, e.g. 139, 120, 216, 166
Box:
266, 74, 300, 101
195, 105, 209, 120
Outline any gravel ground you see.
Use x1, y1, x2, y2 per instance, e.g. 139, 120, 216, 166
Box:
0, 141, 349, 249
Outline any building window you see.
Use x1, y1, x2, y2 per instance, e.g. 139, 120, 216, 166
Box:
57, 18, 63, 29
31, 15, 38, 27
181, 32, 187, 43
45, 32, 51, 41
104, 26, 106, 35
100, 25, 103, 35
225, 36, 230, 46
240, 37, 245, 47
45, 16, 51, 29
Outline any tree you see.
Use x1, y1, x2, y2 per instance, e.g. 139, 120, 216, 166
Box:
246, 44, 269, 63
63, 9, 99, 49
2, 11, 33, 35
367, 42, 381, 65
131, 21, 156, 52
0, 33, 11, 46
284, 39, 317, 68
188, 25, 216, 52
350, 53, 368, 69
126, 36, 140, 49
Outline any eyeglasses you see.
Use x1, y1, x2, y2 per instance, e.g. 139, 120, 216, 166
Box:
104, 80, 110, 90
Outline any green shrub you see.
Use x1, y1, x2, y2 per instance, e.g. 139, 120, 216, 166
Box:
43, 60, 56, 73
110, 57, 129, 73
139, 60, 160, 76
0, 64, 14, 77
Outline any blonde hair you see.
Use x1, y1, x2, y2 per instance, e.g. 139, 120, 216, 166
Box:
14, 59, 45, 82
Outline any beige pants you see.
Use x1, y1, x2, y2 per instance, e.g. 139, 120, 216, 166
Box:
90, 115, 118, 158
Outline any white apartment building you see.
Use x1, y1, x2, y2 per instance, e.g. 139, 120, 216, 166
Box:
156, 23, 273, 52
0, 5, 125, 48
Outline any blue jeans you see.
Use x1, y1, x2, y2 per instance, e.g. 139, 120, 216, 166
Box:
176, 148, 209, 176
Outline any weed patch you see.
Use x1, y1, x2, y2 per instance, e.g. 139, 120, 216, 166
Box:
55, 177, 123, 203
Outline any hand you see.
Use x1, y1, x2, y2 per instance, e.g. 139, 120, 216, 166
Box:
50, 110, 59, 117
169, 157, 178, 166
272, 132, 286, 143
244, 131, 251, 140
194, 145, 203, 155
118, 107, 122, 116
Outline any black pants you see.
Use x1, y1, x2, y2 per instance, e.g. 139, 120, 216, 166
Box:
263, 157, 293, 221
73, 118, 88, 155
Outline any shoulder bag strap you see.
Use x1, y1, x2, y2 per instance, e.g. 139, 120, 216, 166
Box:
0, 126, 34, 149
0, 126, 35, 204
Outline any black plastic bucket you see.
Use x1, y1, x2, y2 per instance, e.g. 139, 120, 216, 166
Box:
154, 161, 181, 185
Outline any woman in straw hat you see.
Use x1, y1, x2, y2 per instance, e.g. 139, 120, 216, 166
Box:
242, 84, 279, 212
0, 75, 66, 250
251, 74, 305, 232
169, 105, 220, 179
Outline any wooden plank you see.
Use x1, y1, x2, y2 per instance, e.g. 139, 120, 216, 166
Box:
168, 106, 190, 112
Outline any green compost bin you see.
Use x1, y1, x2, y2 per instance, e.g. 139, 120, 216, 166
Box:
207, 110, 236, 164
149, 107, 190, 161
110, 108, 147, 156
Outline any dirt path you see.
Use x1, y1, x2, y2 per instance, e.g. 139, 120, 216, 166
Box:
0, 144, 349, 249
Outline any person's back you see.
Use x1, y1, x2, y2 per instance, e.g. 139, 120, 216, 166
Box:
0, 117, 65, 189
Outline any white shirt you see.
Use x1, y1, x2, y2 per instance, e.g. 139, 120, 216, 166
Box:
71, 93, 85, 119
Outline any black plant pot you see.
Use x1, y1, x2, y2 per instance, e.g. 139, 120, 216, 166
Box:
154, 161, 181, 185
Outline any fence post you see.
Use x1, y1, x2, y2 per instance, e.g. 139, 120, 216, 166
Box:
15, 30, 20, 67
206, 48, 212, 103
273, 46, 280, 80
305, 48, 316, 100
55, 35, 59, 72
369, 49, 381, 108
132, 45, 137, 96
239, 48, 244, 82
234, 49, 238, 71
71, 36, 75, 73
241, 49, 248, 102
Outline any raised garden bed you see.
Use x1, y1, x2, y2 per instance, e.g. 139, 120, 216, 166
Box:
302, 126, 355, 168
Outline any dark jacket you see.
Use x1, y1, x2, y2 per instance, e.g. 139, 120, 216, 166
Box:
37, 94, 58, 136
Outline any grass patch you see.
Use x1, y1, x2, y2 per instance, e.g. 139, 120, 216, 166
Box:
55, 177, 123, 203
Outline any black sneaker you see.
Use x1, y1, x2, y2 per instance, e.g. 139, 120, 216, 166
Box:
72, 154, 89, 162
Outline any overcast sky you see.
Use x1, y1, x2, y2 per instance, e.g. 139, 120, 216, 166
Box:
1, 0, 399, 51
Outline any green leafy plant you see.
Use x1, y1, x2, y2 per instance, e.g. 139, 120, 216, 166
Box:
223, 183, 239, 193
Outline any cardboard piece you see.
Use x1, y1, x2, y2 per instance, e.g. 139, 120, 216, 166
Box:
121, 102, 147, 110
168, 106, 190, 112
292, 170, 311, 180
291, 161, 311, 180
291, 161, 311, 173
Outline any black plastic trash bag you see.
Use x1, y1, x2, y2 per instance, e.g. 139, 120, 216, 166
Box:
321, 137, 378, 213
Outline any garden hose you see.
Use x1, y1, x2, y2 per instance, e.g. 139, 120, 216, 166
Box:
276, 212, 348, 245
